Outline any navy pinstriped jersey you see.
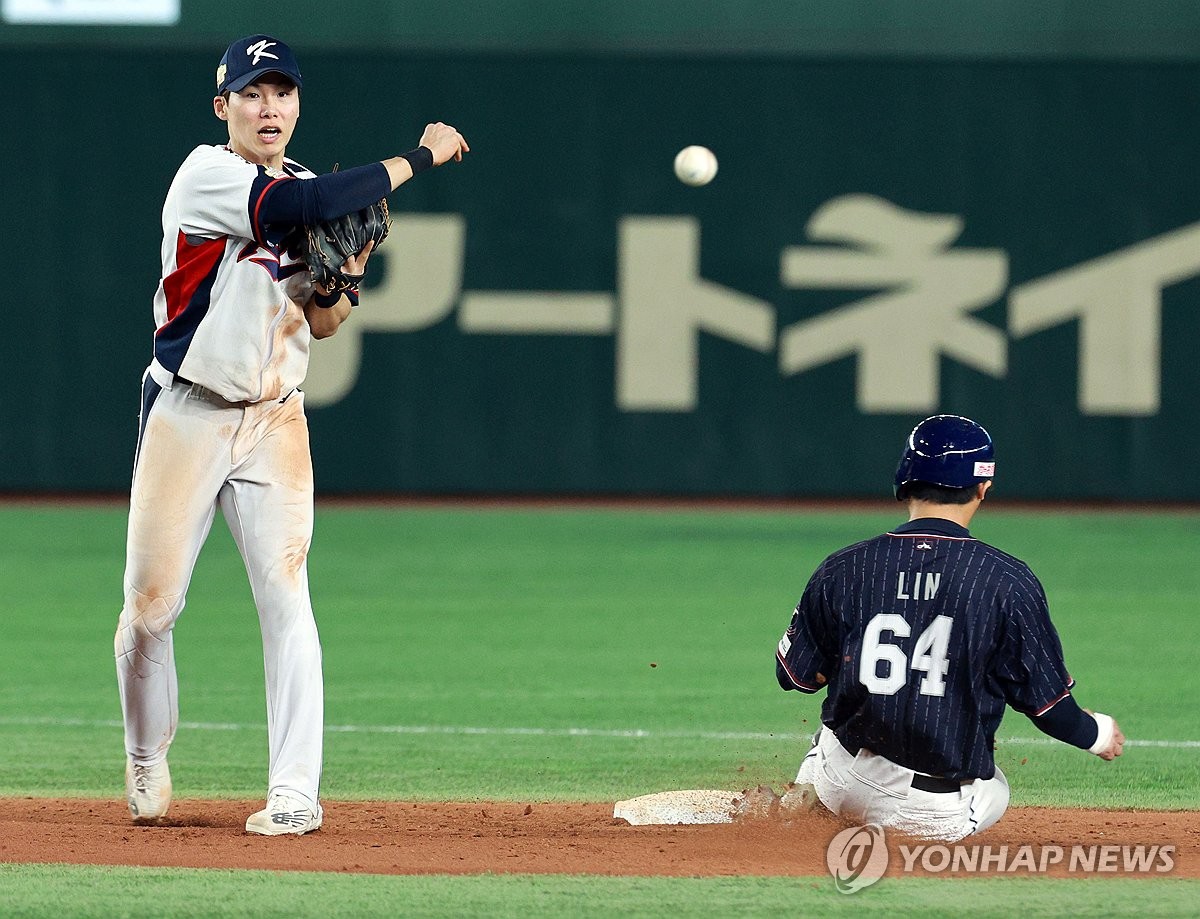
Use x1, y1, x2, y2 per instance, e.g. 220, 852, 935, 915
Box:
776, 517, 1074, 780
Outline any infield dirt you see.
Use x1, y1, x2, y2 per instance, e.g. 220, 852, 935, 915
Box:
0, 799, 1194, 879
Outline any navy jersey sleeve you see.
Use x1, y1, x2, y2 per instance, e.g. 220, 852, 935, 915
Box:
1029, 693, 1099, 748
991, 572, 1075, 716
776, 559, 840, 693
250, 162, 392, 245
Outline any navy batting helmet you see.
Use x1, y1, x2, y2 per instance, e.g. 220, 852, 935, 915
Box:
894, 414, 995, 499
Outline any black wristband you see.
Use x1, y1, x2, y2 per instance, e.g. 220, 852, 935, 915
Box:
400, 146, 434, 175
314, 288, 342, 309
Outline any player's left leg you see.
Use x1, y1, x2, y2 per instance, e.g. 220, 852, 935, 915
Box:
219, 391, 324, 820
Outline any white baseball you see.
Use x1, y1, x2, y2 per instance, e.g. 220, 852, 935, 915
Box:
674, 145, 718, 186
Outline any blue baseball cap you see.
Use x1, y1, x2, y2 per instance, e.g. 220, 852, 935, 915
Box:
216, 35, 303, 94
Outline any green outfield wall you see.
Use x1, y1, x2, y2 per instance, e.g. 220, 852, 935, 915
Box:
3, 46, 1199, 498
4, 1, 1200, 59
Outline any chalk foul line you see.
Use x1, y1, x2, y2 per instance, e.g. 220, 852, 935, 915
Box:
0, 716, 1196, 749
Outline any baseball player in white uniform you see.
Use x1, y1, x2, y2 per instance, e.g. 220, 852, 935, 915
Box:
115, 34, 468, 835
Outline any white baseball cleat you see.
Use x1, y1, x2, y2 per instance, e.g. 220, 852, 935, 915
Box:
126, 759, 172, 824
245, 794, 324, 836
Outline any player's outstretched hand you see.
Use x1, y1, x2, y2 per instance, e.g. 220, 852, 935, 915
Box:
1085, 709, 1126, 761
419, 122, 470, 165
1099, 718, 1125, 761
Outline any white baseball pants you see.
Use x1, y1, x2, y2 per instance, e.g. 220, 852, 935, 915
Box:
797, 727, 1009, 841
115, 376, 323, 808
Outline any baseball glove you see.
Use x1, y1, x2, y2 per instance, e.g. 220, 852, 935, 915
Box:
293, 197, 391, 293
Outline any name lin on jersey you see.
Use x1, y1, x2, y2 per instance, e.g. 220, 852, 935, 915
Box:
897, 571, 941, 600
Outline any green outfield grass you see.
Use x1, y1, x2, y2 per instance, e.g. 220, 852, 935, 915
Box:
0, 865, 1197, 919
0, 503, 1196, 916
